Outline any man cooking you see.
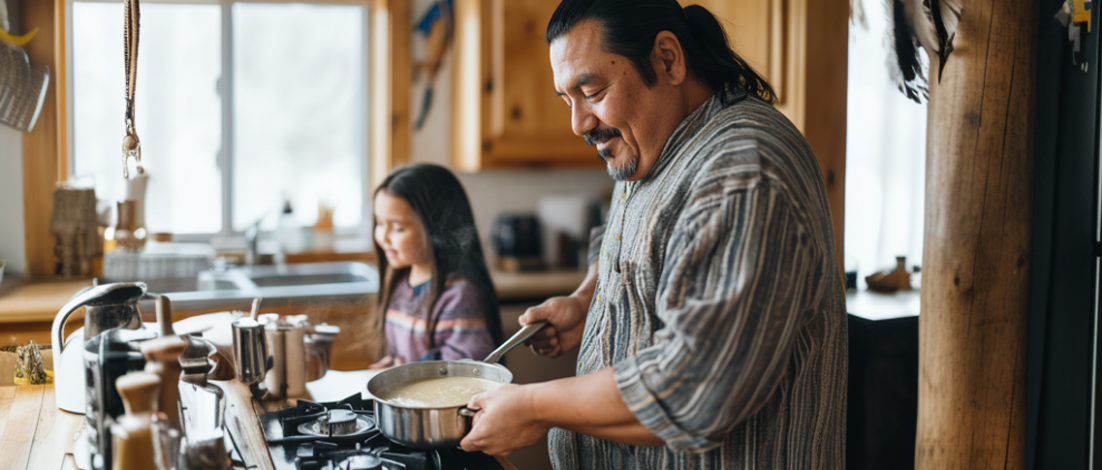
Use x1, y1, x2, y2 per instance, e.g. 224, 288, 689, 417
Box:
459, 0, 847, 468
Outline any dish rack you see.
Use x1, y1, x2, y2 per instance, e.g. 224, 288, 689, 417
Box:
103, 243, 216, 282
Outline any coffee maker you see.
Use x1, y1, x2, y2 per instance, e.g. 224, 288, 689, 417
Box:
492, 213, 544, 271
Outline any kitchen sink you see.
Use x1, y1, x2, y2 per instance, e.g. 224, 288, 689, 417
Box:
231, 261, 377, 288
135, 261, 380, 312
249, 273, 367, 287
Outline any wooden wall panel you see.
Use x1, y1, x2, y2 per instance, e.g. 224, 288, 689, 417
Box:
799, 0, 848, 273
20, 0, 63, 279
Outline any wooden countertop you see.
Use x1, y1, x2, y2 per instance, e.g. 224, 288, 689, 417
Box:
0, 377, 516, 470
0, 277, 92, 324
0, 269, 585, 325
0, 385, 84, 470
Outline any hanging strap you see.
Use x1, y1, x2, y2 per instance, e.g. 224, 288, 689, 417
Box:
121, 0, 141, 179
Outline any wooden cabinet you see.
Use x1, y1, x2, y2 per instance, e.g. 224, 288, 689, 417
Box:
451, 0, 601, 171
451, 0, 846, 268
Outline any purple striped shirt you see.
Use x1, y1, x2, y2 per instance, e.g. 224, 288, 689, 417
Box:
384, 272, 496, 363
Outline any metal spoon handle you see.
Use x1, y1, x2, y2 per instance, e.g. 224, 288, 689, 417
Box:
483, 321, 548, 364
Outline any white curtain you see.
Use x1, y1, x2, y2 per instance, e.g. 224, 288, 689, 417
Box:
844, 0, 927, 287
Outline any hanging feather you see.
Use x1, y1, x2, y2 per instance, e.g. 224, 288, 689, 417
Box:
888, 0, 928, 103
927, 0, 962, 81
886, 0, 963, 103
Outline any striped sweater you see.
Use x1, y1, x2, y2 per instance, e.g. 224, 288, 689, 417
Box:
384, 272, 496, 363
549, 89, 848, 469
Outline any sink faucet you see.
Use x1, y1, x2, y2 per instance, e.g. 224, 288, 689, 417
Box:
245, 220, 261, 266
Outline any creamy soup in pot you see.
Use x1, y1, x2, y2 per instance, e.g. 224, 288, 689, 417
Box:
377, 376, 502, 407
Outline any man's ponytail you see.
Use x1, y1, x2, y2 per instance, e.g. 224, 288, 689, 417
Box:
682, 5, 776, 104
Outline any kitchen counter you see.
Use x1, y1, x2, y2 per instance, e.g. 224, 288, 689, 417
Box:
845, 287, 920, 321
0, 268, 586, 324
0, 268, 585, 365
0, 376, 517, 470
490, 268, 586, 301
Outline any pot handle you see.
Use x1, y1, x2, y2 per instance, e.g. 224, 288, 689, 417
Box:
482, 320, 548, 364
459, 406, 478, 434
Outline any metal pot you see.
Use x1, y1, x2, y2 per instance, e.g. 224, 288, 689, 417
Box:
366, 321, 547, 448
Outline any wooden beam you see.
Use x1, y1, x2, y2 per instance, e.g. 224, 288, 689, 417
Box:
916, 0, 1038, 468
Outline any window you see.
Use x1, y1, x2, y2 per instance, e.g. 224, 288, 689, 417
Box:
844, 0, 927, 286
70, 1, 369, 237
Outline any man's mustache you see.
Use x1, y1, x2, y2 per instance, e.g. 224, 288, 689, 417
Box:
584, 128, 622, 147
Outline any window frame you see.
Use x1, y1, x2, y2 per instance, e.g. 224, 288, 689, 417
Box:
62, 0, 409, 243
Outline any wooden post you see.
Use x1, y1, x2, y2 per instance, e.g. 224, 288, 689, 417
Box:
916, 0, 1037, 469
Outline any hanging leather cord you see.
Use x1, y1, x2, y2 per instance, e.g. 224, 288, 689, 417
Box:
121, 0, 141, 179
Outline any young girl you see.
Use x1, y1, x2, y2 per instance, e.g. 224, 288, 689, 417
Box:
369, 164, 503, 367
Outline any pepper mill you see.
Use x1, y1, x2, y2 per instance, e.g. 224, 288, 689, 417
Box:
140, 338, 186, 428
140, 295, 186, 428
111, 371, 162, 470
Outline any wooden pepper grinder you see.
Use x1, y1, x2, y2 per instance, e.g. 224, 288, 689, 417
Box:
141, 296, 186, 428
111, 371, 162, 470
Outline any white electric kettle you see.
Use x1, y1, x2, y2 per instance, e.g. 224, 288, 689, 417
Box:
51, 282, 147, 413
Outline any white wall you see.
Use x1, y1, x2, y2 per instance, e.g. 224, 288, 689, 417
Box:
406, 1, 614, 253
0, 125, 26, 275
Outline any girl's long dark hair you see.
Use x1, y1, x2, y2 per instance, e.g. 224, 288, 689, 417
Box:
374, 164, 504, 351
546, 0, 776, 105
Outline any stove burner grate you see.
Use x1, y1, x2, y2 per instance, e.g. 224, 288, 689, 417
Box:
297, 410, 376, 438
260, 394, 504, 470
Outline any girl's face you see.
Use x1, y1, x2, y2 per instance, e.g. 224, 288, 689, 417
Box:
373, 191, 431, 271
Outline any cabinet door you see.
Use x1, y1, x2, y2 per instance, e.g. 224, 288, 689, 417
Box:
686, 0, 778, 96
685, 0, 794, 112
452, 0, 602, 171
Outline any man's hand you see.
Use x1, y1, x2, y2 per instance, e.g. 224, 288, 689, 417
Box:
460, 384, 550, 455
521, 295, 588, 357
461, 369, 663, 454
521, 260, 598, 358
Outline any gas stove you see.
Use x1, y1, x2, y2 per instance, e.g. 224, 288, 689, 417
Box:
259, 395, 504, 470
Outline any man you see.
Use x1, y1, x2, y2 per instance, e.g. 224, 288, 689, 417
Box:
459, 0, 847, 468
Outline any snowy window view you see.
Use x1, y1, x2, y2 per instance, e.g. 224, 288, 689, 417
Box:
71, 2, 368, 236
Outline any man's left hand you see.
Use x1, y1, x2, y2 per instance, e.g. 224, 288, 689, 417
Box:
460, 384, 550, 455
